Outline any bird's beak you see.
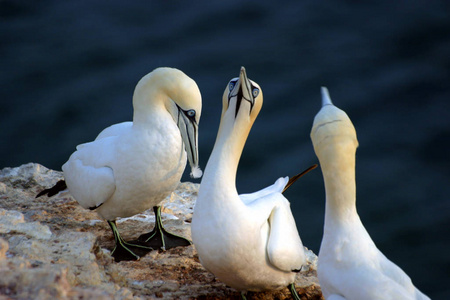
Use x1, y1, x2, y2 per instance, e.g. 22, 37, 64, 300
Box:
228, 66, 255, 117
177, 108, 202, 178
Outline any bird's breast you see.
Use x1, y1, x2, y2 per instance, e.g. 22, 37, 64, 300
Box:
101, 124, 186, 219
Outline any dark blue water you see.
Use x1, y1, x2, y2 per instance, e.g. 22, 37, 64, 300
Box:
1, 1, 449, 297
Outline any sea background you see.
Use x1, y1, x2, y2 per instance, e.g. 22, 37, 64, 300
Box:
1, 1, 449, 298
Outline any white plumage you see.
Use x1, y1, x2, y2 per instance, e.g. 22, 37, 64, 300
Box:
64, 67, 202, 219
192, 67, 305, 294
39, 67, 202, 261
311, 87, 430, 300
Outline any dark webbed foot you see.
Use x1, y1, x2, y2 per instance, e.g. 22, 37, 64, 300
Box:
107, 220, 153, 262
133, 206, 191, 250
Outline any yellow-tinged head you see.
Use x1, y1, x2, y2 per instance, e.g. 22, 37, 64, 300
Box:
221, 66, 263, 124
311, 87, 358, 155
134, 67, 202, 123
133, 67, 203, 178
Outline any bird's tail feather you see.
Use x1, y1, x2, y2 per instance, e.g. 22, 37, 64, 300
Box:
36, 180, 67, 198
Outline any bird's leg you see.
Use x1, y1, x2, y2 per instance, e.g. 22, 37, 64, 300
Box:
240, 291, 248, 300
288, 283, 301, 300
107, 220, 153, 262
135, 206, 191, 250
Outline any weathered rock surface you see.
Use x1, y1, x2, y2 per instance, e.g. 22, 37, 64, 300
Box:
0, 163, 323, 299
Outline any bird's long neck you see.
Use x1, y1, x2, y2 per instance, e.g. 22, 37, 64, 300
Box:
201, 103, 253, 202
132, 89, 169, 127
318, 140, 358, 225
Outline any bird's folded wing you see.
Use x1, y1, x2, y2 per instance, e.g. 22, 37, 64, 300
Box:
327, 295, 346, 300
62, 137, 116, 210
324, 263, 420, 300
266, 195, 305, 272
377, 251, 428, 298
95, 122, 132, 140
239, 177, 288, 205
244, 190, 305, 272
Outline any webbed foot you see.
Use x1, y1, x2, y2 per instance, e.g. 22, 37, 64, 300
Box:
107, 220, 153, 262
134, 206, 191, 250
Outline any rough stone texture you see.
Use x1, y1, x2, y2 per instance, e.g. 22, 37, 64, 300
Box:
0, 163, 323, 299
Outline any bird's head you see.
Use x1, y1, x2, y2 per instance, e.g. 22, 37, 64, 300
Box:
134, 67, 202, 178
221, 66, 263, 125
311, 87, 358, 156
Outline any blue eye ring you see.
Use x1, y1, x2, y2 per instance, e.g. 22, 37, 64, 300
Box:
252, 88, 259, 98
186, 109, 196, 117
229, 82, 235, 91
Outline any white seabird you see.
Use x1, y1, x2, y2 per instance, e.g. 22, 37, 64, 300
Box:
311, 87, 430, 300
37, 67, 202, 261
192, 67, 311, 298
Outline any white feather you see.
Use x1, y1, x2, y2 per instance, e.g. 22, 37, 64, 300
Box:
62, 68, 202, 221
192, 69, 305, 292
312, 88, 430, 300
190, 166, 203, 179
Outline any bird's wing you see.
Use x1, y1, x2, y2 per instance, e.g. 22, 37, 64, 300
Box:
95, 122, 132, 140
74, 123, 131, 152
377, 250, 430, 299
350, 274, 418, 299
62, 136, 117, 210
321, 255, 421, 300
266, 193, 305, 272
244, 189, 305, 272
239, 177, 288, 205
327, 295, 347, 300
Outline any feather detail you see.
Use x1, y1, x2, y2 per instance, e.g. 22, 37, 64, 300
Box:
190, 166, 203, 179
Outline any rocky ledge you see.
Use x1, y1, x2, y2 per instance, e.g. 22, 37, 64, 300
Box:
0, 163, 323, 299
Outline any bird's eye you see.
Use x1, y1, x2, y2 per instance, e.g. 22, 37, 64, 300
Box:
252, 88, 259, 98
187, 109, 196, 117
229, 81, 235, 91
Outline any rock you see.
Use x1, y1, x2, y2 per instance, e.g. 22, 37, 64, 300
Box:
0, 209, 53, 240
0, 163, 323, 299
0, 238, 8, 259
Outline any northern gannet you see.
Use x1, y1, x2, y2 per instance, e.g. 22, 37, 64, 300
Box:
192, 67, 309, 298
37, 67, 202, 262
311, 87, 430, 300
